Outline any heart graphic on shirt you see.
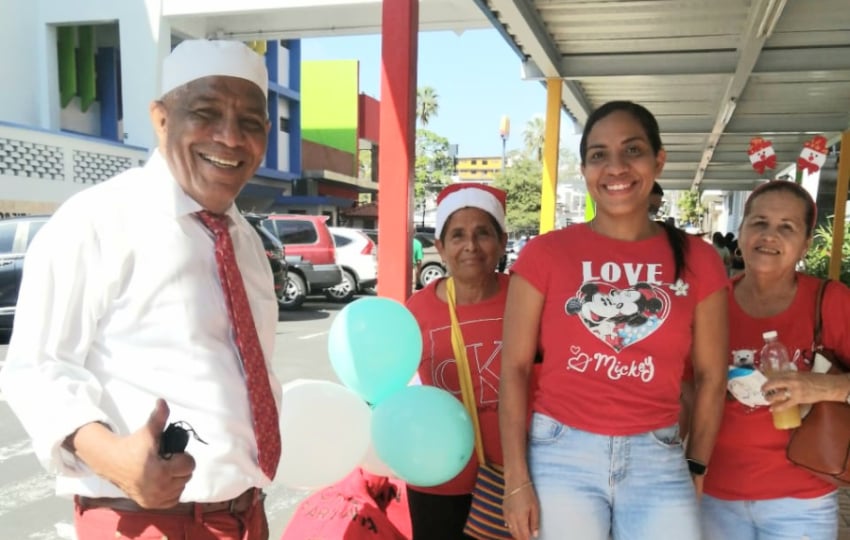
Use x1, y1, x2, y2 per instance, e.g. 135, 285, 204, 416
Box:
565, 281, 671, 352
567, 349, 592, 373
570, 345, 581, 356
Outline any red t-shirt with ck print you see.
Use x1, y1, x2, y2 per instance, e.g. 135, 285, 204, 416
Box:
406, 274, 510, 495
512, 224, 726, 436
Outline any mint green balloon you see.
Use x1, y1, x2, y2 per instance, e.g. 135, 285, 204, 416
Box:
328, 297, 422, 405
371, 385, 474, 487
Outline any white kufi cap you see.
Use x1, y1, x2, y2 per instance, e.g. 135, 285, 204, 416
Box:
160, 40, 268, 98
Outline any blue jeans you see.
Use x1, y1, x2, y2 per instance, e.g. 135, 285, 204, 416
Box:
701, 492, 838, 540
528, 413, 699, 540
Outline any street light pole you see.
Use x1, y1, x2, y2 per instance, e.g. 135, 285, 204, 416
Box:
499, 115, 510, 175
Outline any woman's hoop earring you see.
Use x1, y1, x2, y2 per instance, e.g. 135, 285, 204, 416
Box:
734, 248, 742, 258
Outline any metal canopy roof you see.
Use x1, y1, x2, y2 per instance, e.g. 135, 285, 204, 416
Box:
165, 0, 850, 194
480, 0, 850, 193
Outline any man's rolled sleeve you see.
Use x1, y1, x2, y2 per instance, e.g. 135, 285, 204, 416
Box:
0, 212, 110, 475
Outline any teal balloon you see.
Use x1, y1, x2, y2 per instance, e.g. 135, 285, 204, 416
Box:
371, 385, 474, 487
328, 297, 422, 404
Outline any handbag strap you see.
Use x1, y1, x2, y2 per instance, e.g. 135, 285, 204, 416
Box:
446, 277, 486, 466
813, 279, 830, 350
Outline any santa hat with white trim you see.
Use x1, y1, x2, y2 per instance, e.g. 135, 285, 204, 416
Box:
160, 39, 268, 99
435, 183, 507, 239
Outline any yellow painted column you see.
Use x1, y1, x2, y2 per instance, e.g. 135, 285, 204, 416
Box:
828, 130, 850, 280
538, 79, 562, 234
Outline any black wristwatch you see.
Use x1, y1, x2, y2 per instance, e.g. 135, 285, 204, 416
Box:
686, 458, 707, 476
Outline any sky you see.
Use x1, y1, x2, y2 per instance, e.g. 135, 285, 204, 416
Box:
301, 29, 581, 158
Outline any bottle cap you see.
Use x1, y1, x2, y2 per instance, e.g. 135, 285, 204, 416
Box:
763, 330, 778, 340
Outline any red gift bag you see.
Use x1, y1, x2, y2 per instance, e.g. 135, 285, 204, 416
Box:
280, 468, 411, 540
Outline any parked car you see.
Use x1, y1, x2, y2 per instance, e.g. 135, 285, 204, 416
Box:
260, 214, 343, 309
414, 231, 446, 287
244, 214, 288, 307
280, 259, 318, 309
0, 215, 50, 339
506, 235, 534, 267
360, 229, 447, 288
326, 227, 377, 302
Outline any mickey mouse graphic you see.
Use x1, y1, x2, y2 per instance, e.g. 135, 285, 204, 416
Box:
566, 282, 667, 351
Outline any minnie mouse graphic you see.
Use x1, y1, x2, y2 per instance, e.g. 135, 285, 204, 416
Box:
566, 282, 670, 352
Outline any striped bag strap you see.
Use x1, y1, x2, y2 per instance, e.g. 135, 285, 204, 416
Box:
446, 277, 486, 466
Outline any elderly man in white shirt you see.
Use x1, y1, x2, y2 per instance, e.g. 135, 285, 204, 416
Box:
0, 40, 280, 540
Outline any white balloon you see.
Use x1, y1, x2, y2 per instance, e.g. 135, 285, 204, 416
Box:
277, 379, 372, 489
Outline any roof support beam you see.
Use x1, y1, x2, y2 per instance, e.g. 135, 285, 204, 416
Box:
486, 0, 592, 124
693, 0, 790, 189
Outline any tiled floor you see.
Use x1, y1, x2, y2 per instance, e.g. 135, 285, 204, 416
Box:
839, 489, 850, 539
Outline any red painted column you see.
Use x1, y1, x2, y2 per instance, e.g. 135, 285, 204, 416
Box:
377, 0, 418, 303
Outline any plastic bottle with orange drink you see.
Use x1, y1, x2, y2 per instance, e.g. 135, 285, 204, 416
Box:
760, 330, 801, 430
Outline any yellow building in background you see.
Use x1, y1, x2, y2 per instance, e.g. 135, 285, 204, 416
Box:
455, 156, 503, 184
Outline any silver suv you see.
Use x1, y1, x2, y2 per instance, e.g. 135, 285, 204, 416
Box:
414, 232, 446, 287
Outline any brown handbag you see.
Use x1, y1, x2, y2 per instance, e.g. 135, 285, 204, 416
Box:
785, 280, 850, 486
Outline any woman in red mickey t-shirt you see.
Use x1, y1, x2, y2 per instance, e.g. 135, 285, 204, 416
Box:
499, 101, 728, 540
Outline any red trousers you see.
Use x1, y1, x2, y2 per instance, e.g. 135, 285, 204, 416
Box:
73, 495, 269, 540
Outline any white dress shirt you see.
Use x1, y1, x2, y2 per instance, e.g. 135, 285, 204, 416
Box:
0, 150, 281, 502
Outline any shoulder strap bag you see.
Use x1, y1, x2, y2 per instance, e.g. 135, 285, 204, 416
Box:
446, 278, 512, 539
786, 279, 850, 486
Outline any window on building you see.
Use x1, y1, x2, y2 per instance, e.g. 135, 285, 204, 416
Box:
482, 160, 488, 165
280, 117, 290, 133
471, 160, 477, 165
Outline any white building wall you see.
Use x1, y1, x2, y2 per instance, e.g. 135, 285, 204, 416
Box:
1, 0, 296, 212
36, 0, 171, 149
0, 123, 147, 213
0, 2, 44, 127
278, 44, 290, 87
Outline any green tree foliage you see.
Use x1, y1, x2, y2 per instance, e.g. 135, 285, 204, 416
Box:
493, 155, 543, 234
416, 86, 439, 126
803, 218, 850, 286
415, 128, 452, 201
677, 188, 705, 228
523, 116, 545, 162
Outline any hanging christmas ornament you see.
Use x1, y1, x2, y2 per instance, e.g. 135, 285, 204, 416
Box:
797, 135, 829, 176
747, 137, 776, 175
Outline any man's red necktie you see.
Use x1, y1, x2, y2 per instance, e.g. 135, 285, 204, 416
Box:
197, 211, 281, 480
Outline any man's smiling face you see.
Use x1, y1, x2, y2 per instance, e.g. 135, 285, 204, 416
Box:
151, 76, 269, 213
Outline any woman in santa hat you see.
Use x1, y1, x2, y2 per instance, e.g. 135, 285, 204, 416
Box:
405, 183, 513, 539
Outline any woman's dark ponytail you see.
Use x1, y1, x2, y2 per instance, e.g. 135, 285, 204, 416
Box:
659, 221, 688, 281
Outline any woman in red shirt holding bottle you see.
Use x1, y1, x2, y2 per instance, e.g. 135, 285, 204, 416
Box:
702, 180, 850, 540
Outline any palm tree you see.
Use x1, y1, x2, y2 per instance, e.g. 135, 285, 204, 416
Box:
523, 116, 545, 161
417, 86, 439, 126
